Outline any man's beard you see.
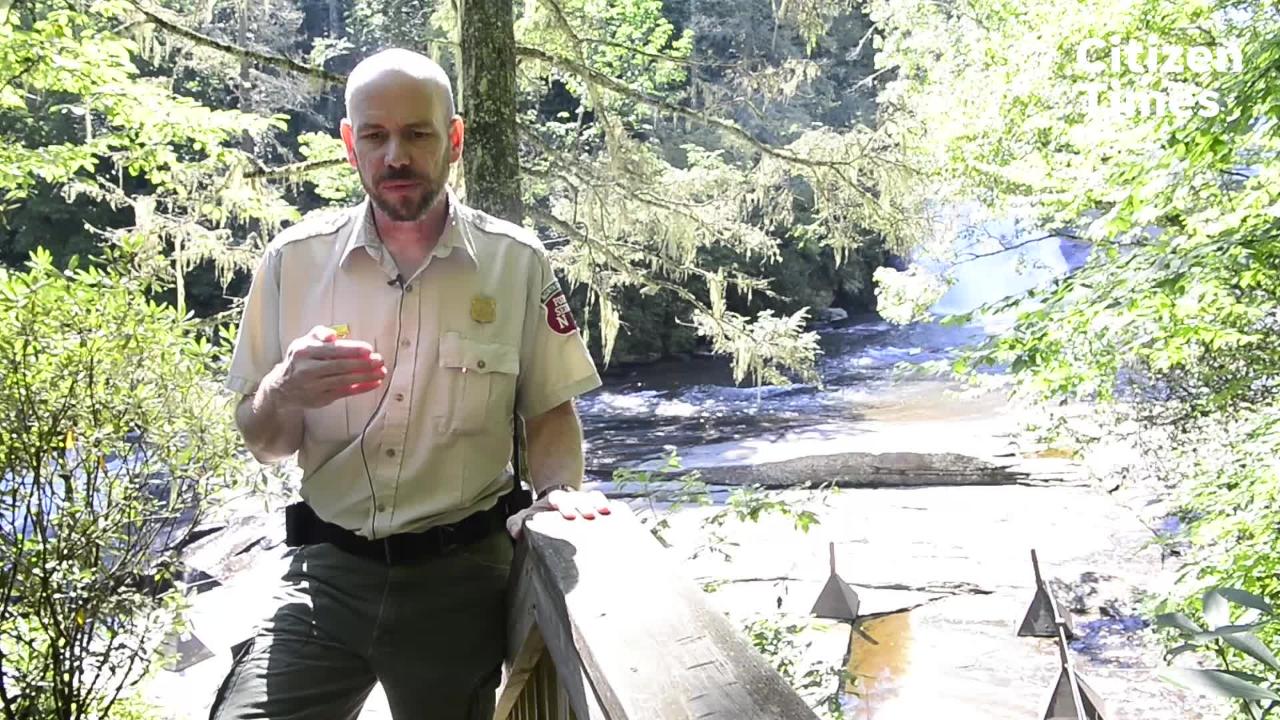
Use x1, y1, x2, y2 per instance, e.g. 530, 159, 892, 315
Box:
364, 162, 447, 222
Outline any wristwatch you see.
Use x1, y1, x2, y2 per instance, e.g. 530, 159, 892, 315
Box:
537, 483, 578, 500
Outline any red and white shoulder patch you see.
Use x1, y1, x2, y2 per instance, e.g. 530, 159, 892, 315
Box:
540, 281, 578, 335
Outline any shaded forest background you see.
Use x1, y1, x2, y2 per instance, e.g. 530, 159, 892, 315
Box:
1, 0, 895, 367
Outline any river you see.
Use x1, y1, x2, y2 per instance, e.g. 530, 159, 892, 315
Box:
578, 316, 991, 481
577, 223, 1081, 485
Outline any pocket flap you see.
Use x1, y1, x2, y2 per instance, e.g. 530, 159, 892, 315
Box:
439, 332, 519, 374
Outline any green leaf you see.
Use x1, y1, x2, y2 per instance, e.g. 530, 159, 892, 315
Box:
1216, 588, 1273, 615
1163, 669, 1280, 701
1166, 643, 1200, 660
1155, 612, 1204, 635
1204, 589, 1230, 628
1191, 623, 1271, 644
1221, 632, 1280, 672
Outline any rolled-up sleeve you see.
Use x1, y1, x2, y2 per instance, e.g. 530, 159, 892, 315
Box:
516, 246, 602, 419
225, 246, 283, 396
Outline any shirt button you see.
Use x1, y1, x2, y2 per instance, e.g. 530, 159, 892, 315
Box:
401, 338, 411, 348
405, 284, 414, 293
385, 448, 396, 458
477, 360, 486, 369
394, 393, 405, 402
376, 504, 386, 512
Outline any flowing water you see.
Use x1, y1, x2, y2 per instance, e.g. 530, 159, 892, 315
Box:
577, 230, 1087, 482
577, 317, 991, 480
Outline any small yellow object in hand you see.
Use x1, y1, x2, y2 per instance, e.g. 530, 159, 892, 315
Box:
331, 323, 350, 339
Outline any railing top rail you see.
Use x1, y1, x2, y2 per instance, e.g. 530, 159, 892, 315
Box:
501, 506, 820, 720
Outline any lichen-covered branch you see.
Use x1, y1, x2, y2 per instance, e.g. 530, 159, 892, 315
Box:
516, 43, 860, 173
244, 156, 346, 181
128, 1, 344, 86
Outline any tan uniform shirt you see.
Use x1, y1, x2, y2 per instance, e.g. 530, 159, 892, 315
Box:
226, 189, 602, 537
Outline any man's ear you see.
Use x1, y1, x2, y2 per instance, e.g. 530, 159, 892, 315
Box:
339, 119, 359, 168
448, 116, 465, 163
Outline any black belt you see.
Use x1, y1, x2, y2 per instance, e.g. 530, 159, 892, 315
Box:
284, 492, 517, 564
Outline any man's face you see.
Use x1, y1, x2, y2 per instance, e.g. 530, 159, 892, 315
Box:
340, 73, 462, 222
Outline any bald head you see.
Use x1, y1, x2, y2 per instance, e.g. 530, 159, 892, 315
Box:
344, 49, 456, 124
340, 49, 465, 223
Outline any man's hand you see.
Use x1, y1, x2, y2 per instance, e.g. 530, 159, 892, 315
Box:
506, 488, 613, 541
267, 325, 387, 410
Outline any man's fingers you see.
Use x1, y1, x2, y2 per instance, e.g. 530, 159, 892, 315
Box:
309, 325, 337, 342
514, 491, 618, 535
588, 490, 611, 514
316, 368, 386, 392
309, 357, 386, 378
542, 489, 617, 521
307, 341, 376, 360
548, 489, 582, 520
338, 379, 385, 397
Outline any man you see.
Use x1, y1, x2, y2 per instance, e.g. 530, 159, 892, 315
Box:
211, 48, 610, 719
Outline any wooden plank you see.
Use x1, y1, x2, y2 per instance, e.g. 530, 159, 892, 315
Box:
500, 540, 607, 720
526, 556, 609, 720
496, 545, 544, 719
494, 627, 543, 719
522, 506, 819, 720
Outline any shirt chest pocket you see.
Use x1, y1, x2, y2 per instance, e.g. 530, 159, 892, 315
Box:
437, 333, 520, 434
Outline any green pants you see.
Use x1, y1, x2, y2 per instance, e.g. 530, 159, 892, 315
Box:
208, 530, 513, 720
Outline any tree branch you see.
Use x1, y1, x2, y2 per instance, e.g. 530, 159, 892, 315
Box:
516, 43, 874, 176
528, 204, 708, 307
244, 156, 346, 181
953, 231, 1084, 265
574, 35, 738, 69
850, 22, 877, 61
530, 203, 797, 381
520, 126, 715, 210
128, 2, 344, 86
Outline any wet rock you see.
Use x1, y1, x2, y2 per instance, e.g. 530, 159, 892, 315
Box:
815, 307, 850, 324
625, 419, 1086, 489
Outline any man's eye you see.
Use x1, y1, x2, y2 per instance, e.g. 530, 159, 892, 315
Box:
413, 131, 431, 139
361, 132, 385, 141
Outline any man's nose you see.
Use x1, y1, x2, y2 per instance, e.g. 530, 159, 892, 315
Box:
385, 137, 410, 168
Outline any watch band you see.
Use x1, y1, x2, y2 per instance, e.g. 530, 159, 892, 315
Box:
537, 483, 577, 500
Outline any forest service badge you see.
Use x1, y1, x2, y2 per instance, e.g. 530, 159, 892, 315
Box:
470, 296, 496, 324
540, 281, 578, 335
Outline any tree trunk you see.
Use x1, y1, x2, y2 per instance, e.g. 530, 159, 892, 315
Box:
459, 0, 522, 222
328, 0, 344, 38
327, 0, 346, 122
238, 0, 253, 152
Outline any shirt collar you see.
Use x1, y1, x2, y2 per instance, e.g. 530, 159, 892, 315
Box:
340, 186, 477, 269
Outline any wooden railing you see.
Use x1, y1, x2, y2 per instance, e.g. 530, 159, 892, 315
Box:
494, 506, 820, 720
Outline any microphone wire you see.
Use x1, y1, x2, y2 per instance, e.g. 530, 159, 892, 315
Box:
358, 273, 406, 541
